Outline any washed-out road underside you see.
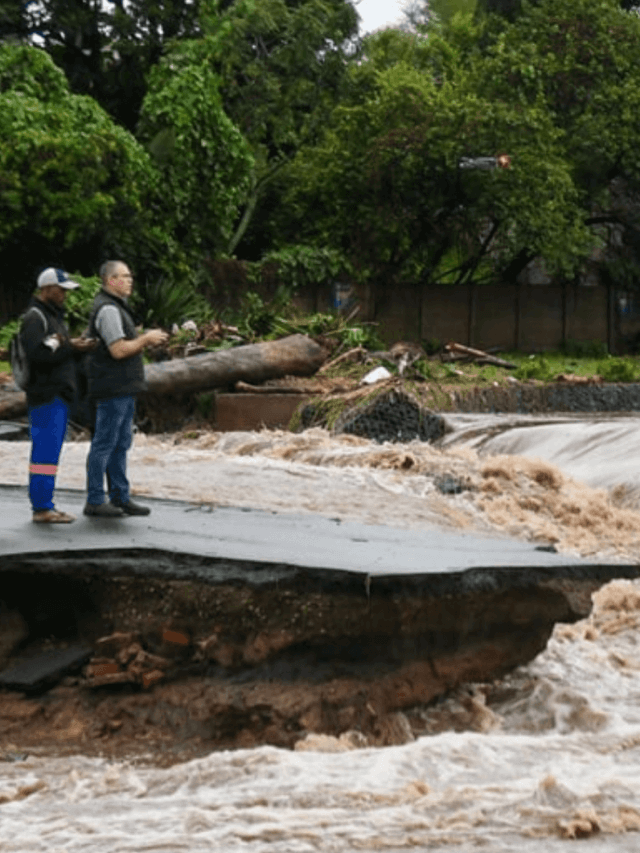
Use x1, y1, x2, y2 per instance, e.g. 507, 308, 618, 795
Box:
2, 529, 637, 764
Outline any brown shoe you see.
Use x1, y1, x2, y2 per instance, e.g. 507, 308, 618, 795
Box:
32, 509, 76, 524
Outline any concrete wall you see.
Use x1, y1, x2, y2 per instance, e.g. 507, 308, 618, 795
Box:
516, 284, 565, 352
565, 284, 608, 343
421, 284, 470, 348
370, 282, 610, 352
473, 283, 519, 351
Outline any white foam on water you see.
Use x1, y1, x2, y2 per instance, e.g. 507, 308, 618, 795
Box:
3, 716, 640, 851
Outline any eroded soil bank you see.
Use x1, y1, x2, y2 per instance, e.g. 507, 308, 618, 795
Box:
1, 548, 634, 765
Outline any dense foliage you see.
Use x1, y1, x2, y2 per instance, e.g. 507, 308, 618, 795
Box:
0, 45, 158, 302
278, 0, 640, 289
0, 0, 202, 129
2, 0, 640, 325
139, 50, 255, 260
175, 0, 360, 256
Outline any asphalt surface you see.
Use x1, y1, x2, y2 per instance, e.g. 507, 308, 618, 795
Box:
0, 484, 604, 578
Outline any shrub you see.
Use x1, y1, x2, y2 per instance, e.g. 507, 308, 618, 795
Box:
64, 273, 101, 334
514, 355, 555, 382
596, 357, 639, 383
562, 339, 608, 358
133, 277, 214, 329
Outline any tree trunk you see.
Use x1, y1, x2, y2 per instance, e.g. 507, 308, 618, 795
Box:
143, 334, 327, 396
0, 390, 27, 420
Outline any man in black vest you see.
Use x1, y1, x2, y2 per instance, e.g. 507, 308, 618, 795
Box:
84, 260, 168, 517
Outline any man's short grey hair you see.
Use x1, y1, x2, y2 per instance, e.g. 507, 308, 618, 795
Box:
100, 260, 124, 282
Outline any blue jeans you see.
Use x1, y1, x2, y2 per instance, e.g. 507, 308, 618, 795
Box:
28, 396, 69, 511
86, 395, 136, 505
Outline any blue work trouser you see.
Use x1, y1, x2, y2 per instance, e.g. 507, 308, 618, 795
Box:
86, 395, 136, 506
28, 396, 69, 512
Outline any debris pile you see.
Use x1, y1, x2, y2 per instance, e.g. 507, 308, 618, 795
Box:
333, 387, 447, 444
442, 341, 516, 369
83, 631, 174, 690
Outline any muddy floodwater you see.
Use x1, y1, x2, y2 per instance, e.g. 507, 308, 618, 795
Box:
3, 413, 640, 851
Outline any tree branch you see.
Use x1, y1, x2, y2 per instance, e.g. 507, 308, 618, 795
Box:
454, 220, 500, 286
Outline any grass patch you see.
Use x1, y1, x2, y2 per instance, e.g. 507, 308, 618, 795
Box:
505, 351, 640, 383
407, 349, 640, 396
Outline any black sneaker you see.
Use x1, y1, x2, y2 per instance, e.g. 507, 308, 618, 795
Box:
84, 503, 124, 517
111, 499, 151, 516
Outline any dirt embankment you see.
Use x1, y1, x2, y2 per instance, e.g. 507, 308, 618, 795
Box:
1, 547, 629, 765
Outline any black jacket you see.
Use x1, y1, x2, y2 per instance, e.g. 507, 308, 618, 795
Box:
86, 290, 146, 400
21, 297, 77, 408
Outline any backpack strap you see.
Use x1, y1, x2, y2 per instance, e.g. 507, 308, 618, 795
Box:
20, 306, 48, 336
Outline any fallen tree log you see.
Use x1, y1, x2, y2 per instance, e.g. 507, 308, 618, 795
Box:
144, 334, 327, 396
0, 390, 27, 420
235, 380, 306, 394
444, 341, 516, 369
0, 335, 327, 420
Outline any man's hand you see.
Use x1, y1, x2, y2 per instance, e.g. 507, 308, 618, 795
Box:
70, 337, 99, 352
143, 329, 170, 348
108, 328, 169, 360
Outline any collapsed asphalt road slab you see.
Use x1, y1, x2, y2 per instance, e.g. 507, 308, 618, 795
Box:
0, 642, 93, 693
0, 484, 619, 574
1, 484, 639, 756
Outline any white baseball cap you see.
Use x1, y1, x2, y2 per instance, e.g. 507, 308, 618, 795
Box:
37, 267, 80, 290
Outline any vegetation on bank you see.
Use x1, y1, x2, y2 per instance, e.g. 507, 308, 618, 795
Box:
2, 277, 640, 389
0, 261, 637, 387
3, 0, 640, 322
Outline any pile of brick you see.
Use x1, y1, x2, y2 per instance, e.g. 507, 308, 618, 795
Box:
83, 631, 185, 690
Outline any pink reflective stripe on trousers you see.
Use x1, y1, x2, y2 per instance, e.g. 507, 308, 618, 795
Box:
29, 463, 58, 476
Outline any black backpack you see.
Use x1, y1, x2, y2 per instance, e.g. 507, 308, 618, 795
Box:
10, 307, 47, 391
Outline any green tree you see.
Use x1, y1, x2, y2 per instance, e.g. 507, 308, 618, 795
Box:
186, 0, 360, 256
285, 52, 586, 286
474, 0, 640, 275
0, 0, 28, 40
404, 0, 477, 30
475, 0, 523, 19
138, 49, 255, 263
3, 0, 361, 267
0, 44, 159, 307
476, 0, 640, 20
280, 0, 640, 288
2, 0, 202, 130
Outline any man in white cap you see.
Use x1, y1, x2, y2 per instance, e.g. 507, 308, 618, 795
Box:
21, 267, 96, 523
